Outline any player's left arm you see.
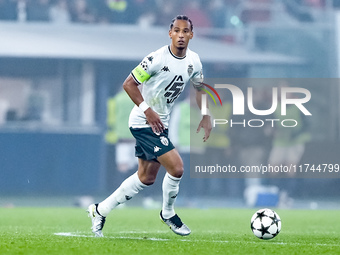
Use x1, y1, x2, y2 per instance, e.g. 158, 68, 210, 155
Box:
195, 88, 212, 142
191, 58, 211, 142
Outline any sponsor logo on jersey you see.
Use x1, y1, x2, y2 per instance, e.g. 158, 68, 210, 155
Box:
160, 136, 169, 146
164, 75, 184, 104
161, 66, 170, 72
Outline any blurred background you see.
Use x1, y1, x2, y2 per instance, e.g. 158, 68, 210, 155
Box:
0, 0, 340, 209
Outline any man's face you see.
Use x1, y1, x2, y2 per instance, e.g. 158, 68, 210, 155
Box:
169, 20, 193, 50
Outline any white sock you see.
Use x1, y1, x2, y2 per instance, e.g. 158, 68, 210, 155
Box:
97, 172, 147, 217
162, 172, 181, 219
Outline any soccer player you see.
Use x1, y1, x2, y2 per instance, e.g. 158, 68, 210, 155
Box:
88, 15, 212, 237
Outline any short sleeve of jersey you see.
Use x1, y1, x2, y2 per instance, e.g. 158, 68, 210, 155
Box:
131, 51, 162, 84
191, 57, 204, 89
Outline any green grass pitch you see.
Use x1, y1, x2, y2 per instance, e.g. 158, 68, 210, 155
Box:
1, 207, 339, 254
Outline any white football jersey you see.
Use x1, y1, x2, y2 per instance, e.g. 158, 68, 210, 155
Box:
129, 45, 203, 128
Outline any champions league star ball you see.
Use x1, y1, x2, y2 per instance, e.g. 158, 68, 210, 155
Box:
250, 208, 281, 240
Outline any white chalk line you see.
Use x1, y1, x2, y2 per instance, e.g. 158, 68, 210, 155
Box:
54, 232, 340, 247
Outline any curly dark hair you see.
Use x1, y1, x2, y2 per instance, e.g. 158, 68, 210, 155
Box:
169, 15, 193, 31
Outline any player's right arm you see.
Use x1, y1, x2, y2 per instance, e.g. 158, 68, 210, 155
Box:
123, 74, 165, 134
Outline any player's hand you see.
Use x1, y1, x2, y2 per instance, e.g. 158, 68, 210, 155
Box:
197, 115, 212, 142
144, 108, 165, 134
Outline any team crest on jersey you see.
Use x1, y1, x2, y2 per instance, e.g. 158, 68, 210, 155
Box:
187, 64, 193, 76
160, 136, 169, 146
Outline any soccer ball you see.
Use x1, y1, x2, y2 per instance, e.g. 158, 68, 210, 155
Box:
250, 208, 281, 240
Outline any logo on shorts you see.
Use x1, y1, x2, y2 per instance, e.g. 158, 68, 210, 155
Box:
160, 136, 169, 146
154, 146, 161, 153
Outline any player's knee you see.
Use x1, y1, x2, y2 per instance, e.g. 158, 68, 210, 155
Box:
171, 167, 184, 178
139, 175, 156, 186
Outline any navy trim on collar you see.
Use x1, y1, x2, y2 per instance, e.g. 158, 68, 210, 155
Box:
168, 45, 186, 60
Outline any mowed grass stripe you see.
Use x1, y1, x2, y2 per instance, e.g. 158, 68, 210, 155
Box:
0, 207, 339, 255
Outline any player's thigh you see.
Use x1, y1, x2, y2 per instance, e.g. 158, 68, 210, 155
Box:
157, 148, 184, 178
137, 158, 161, 185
